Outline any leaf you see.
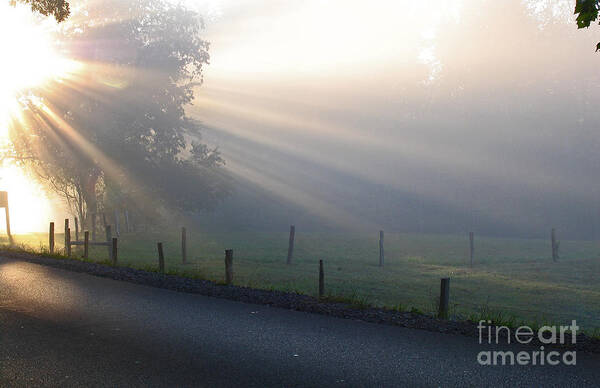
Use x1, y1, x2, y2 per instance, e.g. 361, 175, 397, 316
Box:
574, 0, 599, 29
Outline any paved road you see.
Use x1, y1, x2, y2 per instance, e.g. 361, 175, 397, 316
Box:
1, 257, 599, 387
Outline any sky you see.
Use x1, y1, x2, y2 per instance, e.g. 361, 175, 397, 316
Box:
0, 0, 599, 237
176, 0, 600, 238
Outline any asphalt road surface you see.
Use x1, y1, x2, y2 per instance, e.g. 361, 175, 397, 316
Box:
1, 257, 599, 387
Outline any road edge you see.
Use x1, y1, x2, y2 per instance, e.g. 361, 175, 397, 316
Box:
1, 250, 598, 354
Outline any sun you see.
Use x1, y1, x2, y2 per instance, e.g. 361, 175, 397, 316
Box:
0, 2, 76, 234
0, 3, 68, 95
0, 2, 80, 129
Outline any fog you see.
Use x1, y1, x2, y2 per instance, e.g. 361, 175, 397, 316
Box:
183, 0, 600, 238
1, 0, 599, 341
2, 0, 599, 239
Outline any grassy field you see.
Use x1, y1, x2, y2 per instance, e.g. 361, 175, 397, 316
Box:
4, 229, 600, 332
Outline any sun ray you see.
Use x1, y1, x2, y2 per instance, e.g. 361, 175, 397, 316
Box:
0, 2, 83, 232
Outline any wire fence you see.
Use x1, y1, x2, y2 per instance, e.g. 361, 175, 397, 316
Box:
3, 220, 600, 333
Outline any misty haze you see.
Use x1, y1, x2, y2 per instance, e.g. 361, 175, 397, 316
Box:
1, 1, 600, 386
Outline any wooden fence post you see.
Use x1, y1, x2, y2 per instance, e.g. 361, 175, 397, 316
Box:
83, 231, 89, 259
92, 213, 97, 241
319, 259, 325, 299
551, 228, 559, 262
66, 228, 71, 257
379, 230, 385, 267
114, 210, 120, 237
125, 210, 130, 233
4, 197, 12, 244
287, 225, 295, 264
469, 231, 474, 267
74, 217, 79, 242
112, 238, 118, 265
105, 225, 112, 260
225, 249, 233, 285
157, 242, 165, 273
181, 227, 187, 264
438, 278, 450, 319
64, 219, 69, 251
49, 222, 55, 254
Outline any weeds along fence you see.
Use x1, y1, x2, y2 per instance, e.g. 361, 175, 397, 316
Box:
23, 217, 600, 332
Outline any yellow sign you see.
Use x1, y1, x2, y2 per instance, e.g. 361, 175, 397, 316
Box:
0, 191, 7, 208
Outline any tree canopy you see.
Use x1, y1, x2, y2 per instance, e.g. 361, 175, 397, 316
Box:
5, 0, 230, 227
575, 0, 600, 50
11, 0, 70, 22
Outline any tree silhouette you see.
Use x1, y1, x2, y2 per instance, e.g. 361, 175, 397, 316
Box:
11, 0, 70, 22
4, 0, 230, 227
575, 0, 600, 50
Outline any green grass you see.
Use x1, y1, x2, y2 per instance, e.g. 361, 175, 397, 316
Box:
3, 229, 599, 332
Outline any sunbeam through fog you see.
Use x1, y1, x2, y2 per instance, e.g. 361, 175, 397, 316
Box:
185, 0, 600, 237
2, 2, 600, 382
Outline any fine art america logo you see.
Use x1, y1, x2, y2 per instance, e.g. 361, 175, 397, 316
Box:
477, 320, 578, 366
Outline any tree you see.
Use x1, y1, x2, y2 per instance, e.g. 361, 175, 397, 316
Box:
5, 0, 230, 227
574, 0, 600, 50
11, 0, 70, 22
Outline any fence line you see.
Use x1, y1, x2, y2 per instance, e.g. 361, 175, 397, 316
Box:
18, 220, 595, 329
